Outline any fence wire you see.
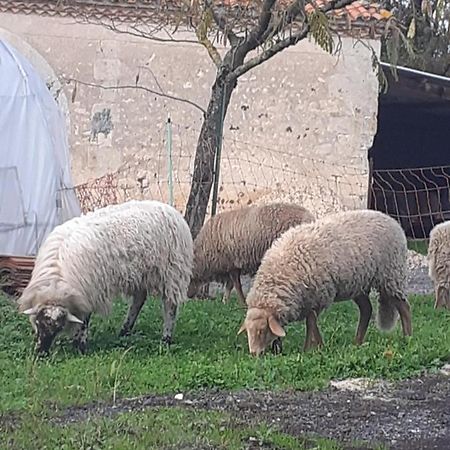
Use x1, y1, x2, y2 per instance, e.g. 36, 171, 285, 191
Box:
72, 122, 450, 240
369, 165, 450, 239
73, 122, 369, 220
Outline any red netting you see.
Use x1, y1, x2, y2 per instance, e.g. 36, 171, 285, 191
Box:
74, 173, 121, 214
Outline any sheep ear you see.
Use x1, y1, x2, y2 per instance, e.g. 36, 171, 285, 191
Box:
237, 322, 246, 335
22, 307, 38, 316
268, 316, 286, 337
67, 312, 83, 324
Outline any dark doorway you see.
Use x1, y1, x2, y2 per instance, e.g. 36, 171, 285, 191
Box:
369, 64, 450, 239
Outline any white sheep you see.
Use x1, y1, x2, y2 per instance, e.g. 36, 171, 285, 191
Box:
18, 200, 193, 354
187, 203, 314, 304
428, 221, 450, 309
238, 209, 412, 356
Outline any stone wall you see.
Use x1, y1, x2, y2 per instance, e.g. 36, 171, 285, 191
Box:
0, 13, 380, 217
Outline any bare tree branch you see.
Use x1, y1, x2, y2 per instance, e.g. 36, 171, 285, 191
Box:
230, 26, 309, 80
241, 0, 277, 52
63, 78, 206, 115
196, 8, 223, 67
137, 66, 166, 95
207, 2, 240, 47
235, 0, 360, 74
75, 16, 199, 45
319, 0, 357, 14
258, 0, 304, 47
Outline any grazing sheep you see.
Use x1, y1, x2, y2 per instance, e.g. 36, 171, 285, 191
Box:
428, 221, 450, 309
187, 203, 315, 304
18, 200, 193, 354
238, 209, 412, 356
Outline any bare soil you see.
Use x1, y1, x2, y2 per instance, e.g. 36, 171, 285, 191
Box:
16, 371, 446, 449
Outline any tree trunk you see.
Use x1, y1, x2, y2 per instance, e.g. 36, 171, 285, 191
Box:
184, 75, 234, 239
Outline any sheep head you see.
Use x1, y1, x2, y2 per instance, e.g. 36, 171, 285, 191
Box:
238, 307, 285, 356
22, 305, 83, 354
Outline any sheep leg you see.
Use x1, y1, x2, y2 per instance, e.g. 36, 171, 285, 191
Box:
435, 285, 450, 309
72, 314, 91, 354
392, 296, 413, 336
353, 294, 372, 345
221, 278, 234, 304
161, 297, 178, 345
119, 289, 147, 337
303, 310, 324, 351
230, 270, 246, 306
271, 337, 283, 355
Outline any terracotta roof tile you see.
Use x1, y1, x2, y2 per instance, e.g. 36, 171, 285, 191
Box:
306, 0, 392, 22
0, 0, 393, 38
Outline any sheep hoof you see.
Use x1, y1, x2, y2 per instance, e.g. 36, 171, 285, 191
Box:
118, 327, 131, 337
34, 347, 50, 358
162, 335, 172, 346
271, 338, 283, 355
73, 340, 88, 354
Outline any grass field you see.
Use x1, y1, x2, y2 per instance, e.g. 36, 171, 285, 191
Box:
1, 293, 449, 448
1, 407, 347, 450
407, 239, 429, 255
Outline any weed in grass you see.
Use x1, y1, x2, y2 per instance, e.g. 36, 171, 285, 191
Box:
0, 293, 449, 414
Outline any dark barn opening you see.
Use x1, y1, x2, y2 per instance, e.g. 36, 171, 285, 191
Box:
369, 64, 450, 239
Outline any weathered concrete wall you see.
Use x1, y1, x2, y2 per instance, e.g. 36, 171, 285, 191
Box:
0, 13, 380, 217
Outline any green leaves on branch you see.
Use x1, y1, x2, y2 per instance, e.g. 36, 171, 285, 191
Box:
407, 17, 416, 40
371, 48, 388, 94
308, 10, 334, 54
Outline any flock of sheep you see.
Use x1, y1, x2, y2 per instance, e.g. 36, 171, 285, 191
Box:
16, 199, 449, 356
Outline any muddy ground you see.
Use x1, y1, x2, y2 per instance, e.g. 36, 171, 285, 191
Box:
8, 368, 442, 449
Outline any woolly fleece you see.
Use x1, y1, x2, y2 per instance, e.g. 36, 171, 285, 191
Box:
246, 209, 409, 330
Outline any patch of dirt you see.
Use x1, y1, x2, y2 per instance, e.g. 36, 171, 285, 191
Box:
184, 374, 450, 449
7, 372, 444, 450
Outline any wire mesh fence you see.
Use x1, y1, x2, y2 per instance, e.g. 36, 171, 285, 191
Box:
369, 165, 450, 240
72, 120, 450, 241
73, 120, 369, 220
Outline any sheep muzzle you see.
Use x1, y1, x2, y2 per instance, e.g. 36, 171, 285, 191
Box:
239, 308, 286, 356
33, 306, 69, 354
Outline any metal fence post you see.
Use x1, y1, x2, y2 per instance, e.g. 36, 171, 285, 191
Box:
166, 115, 174, 207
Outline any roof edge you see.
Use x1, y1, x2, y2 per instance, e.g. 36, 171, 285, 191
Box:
0, 0, 388, 39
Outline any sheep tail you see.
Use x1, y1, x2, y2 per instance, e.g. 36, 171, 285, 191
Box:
376, 296, 399, 332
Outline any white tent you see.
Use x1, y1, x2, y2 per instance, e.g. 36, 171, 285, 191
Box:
0, 38, 80, 256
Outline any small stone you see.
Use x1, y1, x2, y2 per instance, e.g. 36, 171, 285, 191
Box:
440, 364, 450, 376
174, 393, 184, 401
225, 395, 234, 404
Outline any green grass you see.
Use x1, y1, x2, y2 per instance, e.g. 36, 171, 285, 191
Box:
1, 407, 342, 450
1, 293, 449, 416
407, 239, 428, 255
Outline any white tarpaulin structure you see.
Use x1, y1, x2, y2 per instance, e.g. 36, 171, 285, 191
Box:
0, 38, 80, 256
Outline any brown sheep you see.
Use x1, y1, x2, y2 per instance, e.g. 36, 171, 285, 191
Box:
187, 202, 314, 305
